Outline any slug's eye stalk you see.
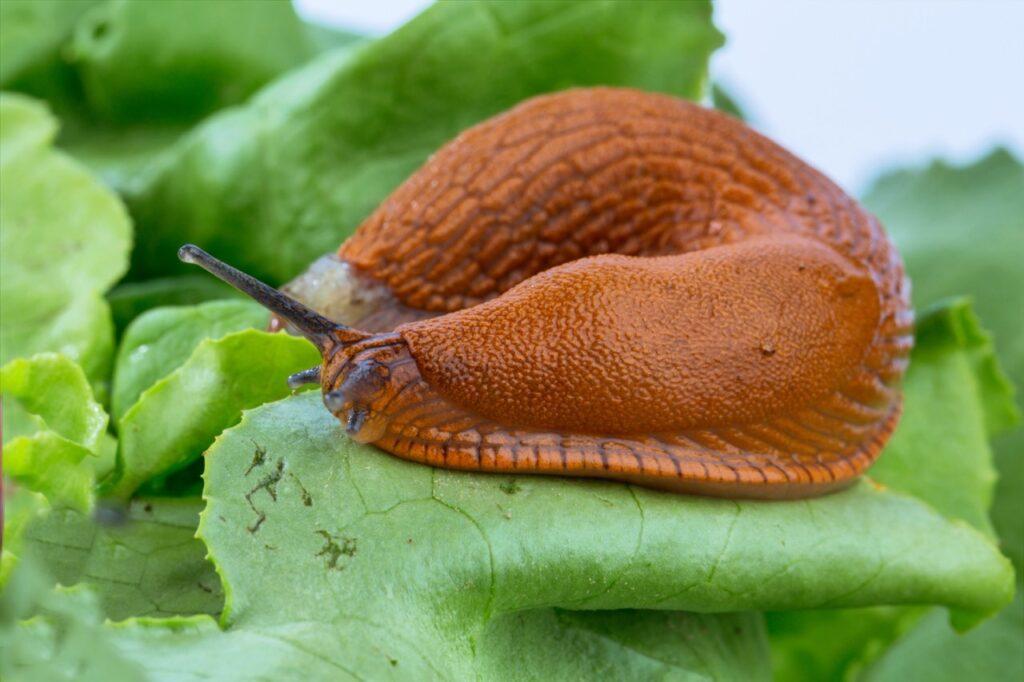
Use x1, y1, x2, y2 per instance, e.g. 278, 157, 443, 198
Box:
178, 244, 369, 352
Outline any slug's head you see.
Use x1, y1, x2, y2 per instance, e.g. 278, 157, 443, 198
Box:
319, 339, 413, 444
178, 244, 407, 444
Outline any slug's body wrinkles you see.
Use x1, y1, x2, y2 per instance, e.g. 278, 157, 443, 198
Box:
185, 88, 912, 499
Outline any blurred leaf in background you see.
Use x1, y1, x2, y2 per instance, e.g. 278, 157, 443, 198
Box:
64, 0, 313, 122
106, 275, 243, 335
0, 0, 101, 113
0, 94, 130, 393
22, 498, 223, 621
0, 0, 363, 188
0, 0, 369, 339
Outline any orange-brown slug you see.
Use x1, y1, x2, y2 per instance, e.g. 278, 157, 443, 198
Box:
181, 87, 912, 499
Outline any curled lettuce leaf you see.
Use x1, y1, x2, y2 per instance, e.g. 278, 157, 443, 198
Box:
105, 329, 318, 500
111, 300, 266, 422
1, 354, 112, 512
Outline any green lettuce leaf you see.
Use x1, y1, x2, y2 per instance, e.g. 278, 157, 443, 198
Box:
1, 354, 112, 512
767, 303, 1017, 679
767, 606, 924, 682
0, 93, 131, 392
710, 81, 748, 120
106, 329, 319, 500
302, 22, 366, 55
865, 149, 1023, 408
2, 610, 771, 681
111, 300, 266, 422
195, 393, 1008, 630
868, 300, 1013, 535
842, 149, 1024, 682
125, 0, 724, 283
2, 354, 108, 448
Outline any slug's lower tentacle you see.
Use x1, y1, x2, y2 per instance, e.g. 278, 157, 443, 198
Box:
287, 366, 321, 389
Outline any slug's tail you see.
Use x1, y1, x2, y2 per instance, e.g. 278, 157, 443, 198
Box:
177, 244, 371, 356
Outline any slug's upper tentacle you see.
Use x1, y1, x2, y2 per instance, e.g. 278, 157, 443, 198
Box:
262, 88, 912, 499
178, 244, 371, 352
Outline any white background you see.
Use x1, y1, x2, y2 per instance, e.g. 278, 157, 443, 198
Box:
295, 0, 1024, 194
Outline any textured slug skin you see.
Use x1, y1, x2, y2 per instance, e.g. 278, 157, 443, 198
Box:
315, 87, 912, 499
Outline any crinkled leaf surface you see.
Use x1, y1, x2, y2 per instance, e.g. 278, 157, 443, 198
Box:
106, 329, 319, 500
1, 354, 111, 512
21, 497, 222, 621
126, 0, 724, 283
2, 353, 108, 448
111, 300, 266, 422
0, 93, 130, 391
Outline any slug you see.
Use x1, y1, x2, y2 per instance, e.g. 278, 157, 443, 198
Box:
180, 87, 912, 499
